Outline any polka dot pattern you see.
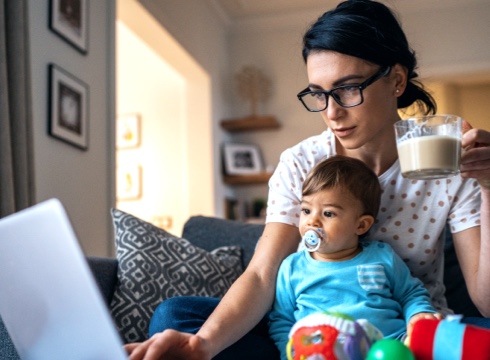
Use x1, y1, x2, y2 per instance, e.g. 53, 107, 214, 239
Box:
266, 128, 482, 314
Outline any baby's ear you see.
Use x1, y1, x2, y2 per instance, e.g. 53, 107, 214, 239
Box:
356, 215, 375, 235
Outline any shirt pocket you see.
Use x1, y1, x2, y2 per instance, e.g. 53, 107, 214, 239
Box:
357, 264, 387, 291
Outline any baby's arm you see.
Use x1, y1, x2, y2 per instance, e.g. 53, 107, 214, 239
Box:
269, 259, 297, 360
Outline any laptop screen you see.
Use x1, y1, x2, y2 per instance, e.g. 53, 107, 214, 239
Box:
0, 199, 127, 360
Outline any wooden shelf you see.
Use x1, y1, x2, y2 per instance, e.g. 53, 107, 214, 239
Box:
223, 172, 272, 185
220, 115, 280, 132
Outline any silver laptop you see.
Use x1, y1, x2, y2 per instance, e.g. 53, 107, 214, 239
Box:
0, 198, 128, 360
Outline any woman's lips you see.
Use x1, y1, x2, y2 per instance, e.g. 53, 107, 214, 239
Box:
333, 126, 356, 138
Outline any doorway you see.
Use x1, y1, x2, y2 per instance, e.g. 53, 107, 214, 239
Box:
116, 0, 215, 238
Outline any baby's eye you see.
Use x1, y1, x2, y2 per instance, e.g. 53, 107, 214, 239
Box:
301, 208, 310, 215
323, 211, 335, 218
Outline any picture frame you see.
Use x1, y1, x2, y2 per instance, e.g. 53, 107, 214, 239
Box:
49, 0, 88, 54
117, 165, 142, 201
117, 114, 141, 149
222, 143, 264, 175
48, 64, 89, 150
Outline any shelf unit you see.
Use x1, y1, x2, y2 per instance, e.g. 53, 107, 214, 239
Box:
220, 115, 280, 132
222, 172, 273, 186
220, 115, 279, 186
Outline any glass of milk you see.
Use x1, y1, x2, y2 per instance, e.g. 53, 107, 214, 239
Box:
394, 114, 462, 180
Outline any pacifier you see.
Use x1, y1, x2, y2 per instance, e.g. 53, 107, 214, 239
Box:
302, 228, 325, 252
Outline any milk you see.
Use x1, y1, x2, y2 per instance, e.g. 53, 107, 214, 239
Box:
397, 135, 461, 179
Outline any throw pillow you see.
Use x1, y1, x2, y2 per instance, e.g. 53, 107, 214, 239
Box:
110, 209, 244, 343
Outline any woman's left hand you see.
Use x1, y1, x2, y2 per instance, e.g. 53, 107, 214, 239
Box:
461, 120, 490, 189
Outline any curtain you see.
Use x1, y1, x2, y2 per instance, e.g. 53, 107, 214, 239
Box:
0, 0, 35, 218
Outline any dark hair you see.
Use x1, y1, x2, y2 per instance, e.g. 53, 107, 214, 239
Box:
302, 155, 381, 218
302, 0, 436, 115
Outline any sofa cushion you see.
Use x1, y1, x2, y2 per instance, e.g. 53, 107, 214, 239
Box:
86, 256, 118, 306
182, 215, 265, 267
110, 209, 244, 343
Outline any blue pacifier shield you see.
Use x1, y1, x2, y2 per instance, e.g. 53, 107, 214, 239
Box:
303, 229, 322, 252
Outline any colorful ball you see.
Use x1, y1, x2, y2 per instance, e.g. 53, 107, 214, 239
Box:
287, 312, 383, 360
366, 339, 414, 360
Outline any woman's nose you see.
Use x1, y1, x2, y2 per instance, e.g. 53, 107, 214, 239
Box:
325, 97, 344, 121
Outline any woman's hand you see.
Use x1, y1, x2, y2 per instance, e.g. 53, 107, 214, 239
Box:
124, 330, 212, 360
461, 120, 490, 189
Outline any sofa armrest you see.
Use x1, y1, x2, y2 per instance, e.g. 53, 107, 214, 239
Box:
86, 256, 118, 306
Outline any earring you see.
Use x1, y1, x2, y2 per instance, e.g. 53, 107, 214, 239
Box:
395, 89, 400, 94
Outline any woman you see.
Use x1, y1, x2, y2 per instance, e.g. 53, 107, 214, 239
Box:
126, 1, 490, 359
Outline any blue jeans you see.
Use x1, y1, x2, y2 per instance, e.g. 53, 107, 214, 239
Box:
462, 316, 490, 329
149, 296, 280, 360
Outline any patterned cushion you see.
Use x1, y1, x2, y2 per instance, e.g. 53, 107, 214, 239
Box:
109, 209, 244, 343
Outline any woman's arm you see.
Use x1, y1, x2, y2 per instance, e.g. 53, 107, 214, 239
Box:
197, 222, 301, 357
454, 124, 490, 316
126, 222, 301, 360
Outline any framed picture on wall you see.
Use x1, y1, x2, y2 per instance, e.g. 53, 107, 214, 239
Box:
117, 114, 141, 149
222, 143, 264, 175
117, 165, 142, 201
49, 0, 89, 54
48, 64, 89, 150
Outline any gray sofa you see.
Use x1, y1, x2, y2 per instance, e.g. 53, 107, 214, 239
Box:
0, 215, 482, 359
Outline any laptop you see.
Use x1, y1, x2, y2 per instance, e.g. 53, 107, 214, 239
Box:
0, 198, 128, 360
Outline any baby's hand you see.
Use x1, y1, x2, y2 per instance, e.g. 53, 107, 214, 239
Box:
406, 312, 443, 340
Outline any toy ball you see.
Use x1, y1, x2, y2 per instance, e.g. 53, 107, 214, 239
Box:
366, 338, 414, 360
287, 311, 383, 360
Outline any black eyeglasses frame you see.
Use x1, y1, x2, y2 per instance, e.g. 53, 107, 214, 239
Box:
297, 66, 392, 112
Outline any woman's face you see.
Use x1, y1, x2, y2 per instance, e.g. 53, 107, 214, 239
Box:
305, 51, 404, 152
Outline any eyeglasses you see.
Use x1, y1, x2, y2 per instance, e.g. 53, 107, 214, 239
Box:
297, 66, 391, 112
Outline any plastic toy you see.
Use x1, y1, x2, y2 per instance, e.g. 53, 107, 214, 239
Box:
366, 338, 414, 360
303, 228, 325, 252
408, 315, 490, 360
286, 311, 383, 360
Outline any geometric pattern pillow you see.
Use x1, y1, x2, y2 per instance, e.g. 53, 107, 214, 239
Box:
109, 209, 244, 343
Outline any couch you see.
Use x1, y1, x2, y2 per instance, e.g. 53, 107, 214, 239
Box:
0, 215, 482, 359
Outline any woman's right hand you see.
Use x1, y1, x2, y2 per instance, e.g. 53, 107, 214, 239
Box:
124, 330, 212, 360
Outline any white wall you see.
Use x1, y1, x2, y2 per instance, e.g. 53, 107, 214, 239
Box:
28, 1, 116, 256
400, 1, 490, 78
116, 21, 187, 234
139, 0, 234, 218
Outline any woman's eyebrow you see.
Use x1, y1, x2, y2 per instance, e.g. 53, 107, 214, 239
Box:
308, 74, 365, 90
332, 74, 364, 86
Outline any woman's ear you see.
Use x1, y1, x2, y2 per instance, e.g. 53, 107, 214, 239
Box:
356, 215, 375, 236
392, 63, 408, 96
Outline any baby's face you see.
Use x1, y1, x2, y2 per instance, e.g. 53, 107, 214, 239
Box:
299, 188, 370, 258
